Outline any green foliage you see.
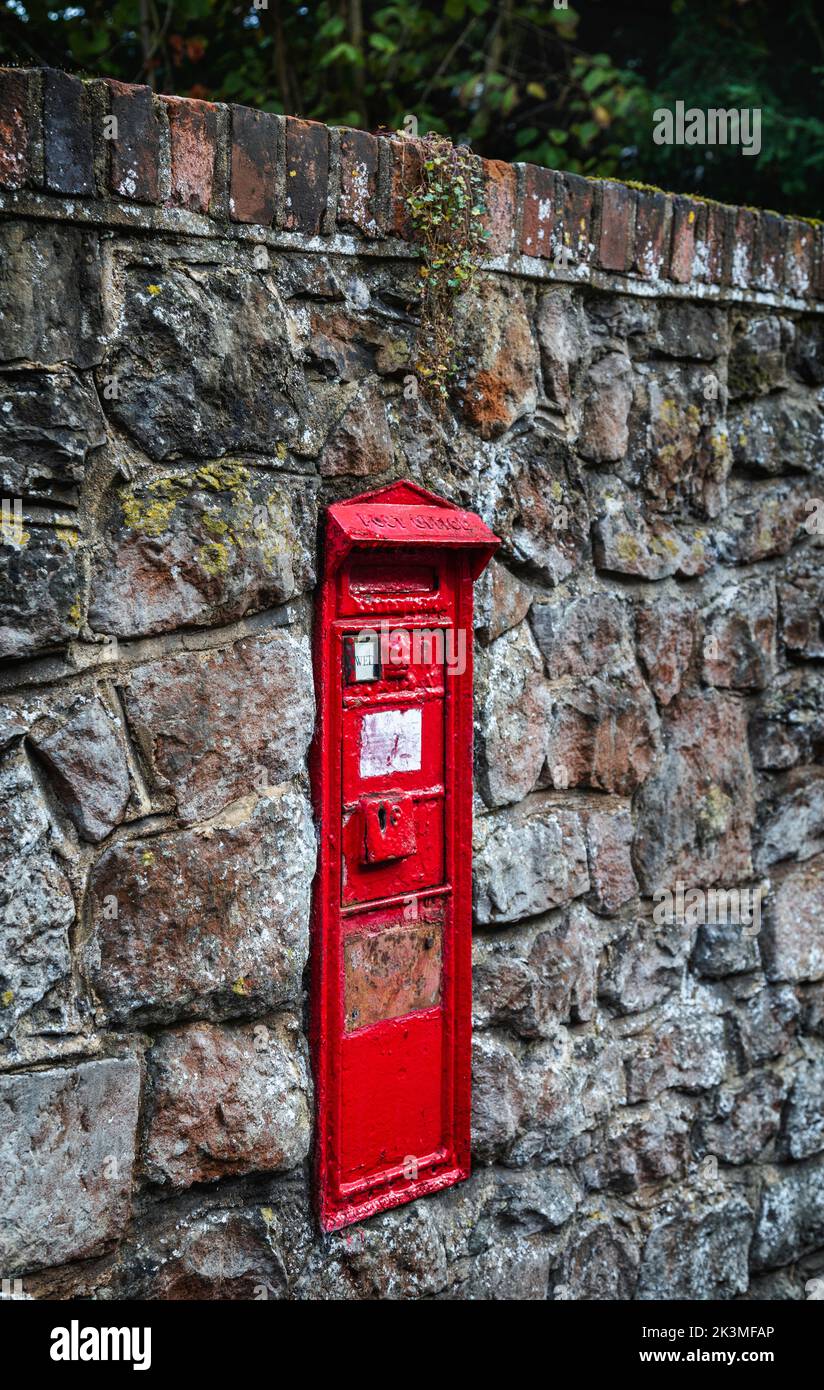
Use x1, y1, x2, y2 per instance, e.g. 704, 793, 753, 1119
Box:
405, 133, 486, 405
0, 0, 820, 217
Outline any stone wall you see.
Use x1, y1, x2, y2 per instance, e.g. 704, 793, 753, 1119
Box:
1, 68, 823, 1301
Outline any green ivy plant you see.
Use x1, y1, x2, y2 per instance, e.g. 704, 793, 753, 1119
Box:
406, 133, 487, 408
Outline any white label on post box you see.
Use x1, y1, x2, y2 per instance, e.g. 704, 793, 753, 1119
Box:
360, 708, 422, 778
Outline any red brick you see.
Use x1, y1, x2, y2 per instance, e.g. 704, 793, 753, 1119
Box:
282, 116, 329, 234
703, 202, 731, 284
229, 104, 278, 225
161, 95, 218, 215
729, 206, 756, 288
481, 157, 516, 256
382, 135, 424, 239
560, 172, 595, 264
0, 67, 32, 189
784, 219, 815, 298
43, 68, 94, 196
105, 80, 160, 203
519, 163, 556, 259
598, 181, 636, 272
813, 226, 824, 300
337, 128, 380, 237
753, 211, 786, 293
669, 195, 701, 283
633, 190, 672, 280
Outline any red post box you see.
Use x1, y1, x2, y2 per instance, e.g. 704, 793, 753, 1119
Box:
310, 480, 499, 1230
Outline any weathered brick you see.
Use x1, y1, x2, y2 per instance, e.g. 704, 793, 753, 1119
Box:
669, 195, 701, 283
337, 127, 379, 237
283, 116, 328, 234
814, 225, 824, 299
633, 189, 672, 280
597, 181, 636, 273
729, 206, 757, 288
559, 171, 594, 264
105, 79, 160, 203
161, 94, 217, 214
482, 156, 516, 256
753, 211, 786, 293
382, 134, 423, 239
43, 68, 94, 196
703, 201, 732, 284
784, 219, 815, 297
519, 162, 556, 259
0, 67, 32, 188
229, 103, 278, 224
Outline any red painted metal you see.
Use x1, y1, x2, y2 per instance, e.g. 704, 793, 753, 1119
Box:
310, 481, 499, 1231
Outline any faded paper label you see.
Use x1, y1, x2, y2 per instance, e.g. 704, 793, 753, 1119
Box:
359, 707, 422, 778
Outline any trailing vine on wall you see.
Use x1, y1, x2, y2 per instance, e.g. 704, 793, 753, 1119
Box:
406, 134, 487, 408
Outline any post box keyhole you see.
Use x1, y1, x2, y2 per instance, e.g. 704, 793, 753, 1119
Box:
378, 802, 387, 832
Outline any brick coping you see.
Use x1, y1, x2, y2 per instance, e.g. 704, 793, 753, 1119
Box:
1, 66, 822, 309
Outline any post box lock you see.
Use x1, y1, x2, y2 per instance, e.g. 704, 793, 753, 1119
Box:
362, 793, 417, 863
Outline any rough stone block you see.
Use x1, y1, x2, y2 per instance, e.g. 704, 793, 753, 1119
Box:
701, 576, 777, 692
473, 904, 601, 1036
781, 1056, 824, 1160
751, 1157, 824, 1269
473, 801, 589, 926
634, 690, 755, 895
103, 260, 305, 460
0, 223, 105, 369
475, 619, 550, 808
762, 858, 824, 983
0, 525, 81, 659
87, 788, 315, 1025
89, 467, 316, 638
144, 1017, 311, 1189
0, 367, 106, 498
637, 1194, 753, 1299
535, 286, 591, 410
123, 633, 314, 823
28, 697, 130, 843
698, 1071, 786, 1164
0, 1058, 140, 1273
0, 753, 74, 1041
454, 277, 538, 440
625, 990, 728, 1103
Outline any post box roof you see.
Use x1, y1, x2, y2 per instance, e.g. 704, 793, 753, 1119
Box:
325, 481, 500, 579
